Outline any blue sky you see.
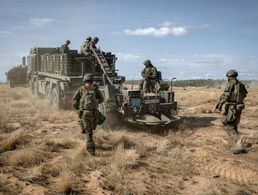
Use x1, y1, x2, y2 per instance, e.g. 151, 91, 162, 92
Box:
1, 0, 258, 81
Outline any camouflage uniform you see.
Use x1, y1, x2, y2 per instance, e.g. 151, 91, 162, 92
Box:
90, 37, 99, 49
140, 59, 158, 93
216, 70, 248, 152
80, 37, 92, 55
72, 74, 105, 156
60, 40, 70, 53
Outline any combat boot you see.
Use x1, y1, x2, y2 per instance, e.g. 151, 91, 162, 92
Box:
230, 136, 253, 154
85, 129, 95, 156
86, 142, 95, 156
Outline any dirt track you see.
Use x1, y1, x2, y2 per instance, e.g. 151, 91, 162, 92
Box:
0, 85, 257, 194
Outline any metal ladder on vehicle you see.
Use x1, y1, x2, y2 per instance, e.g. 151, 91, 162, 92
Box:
91, 47, 114, 85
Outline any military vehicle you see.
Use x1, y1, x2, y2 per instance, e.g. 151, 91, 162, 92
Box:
117, 78, 179, 126
26, 41, 179, 126
26, 46, 122, 109
6, 63, 27, 88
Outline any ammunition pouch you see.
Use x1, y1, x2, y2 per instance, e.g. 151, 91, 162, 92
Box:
226, 105, 237, 123
72, 100, 80, 110
236, 104, 245, 111
95, 110, 106, 125
221, 115, 227, 125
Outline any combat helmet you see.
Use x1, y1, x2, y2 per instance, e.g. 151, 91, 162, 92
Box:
83, 73, 93, 82
86, 36, 92, 41
66, 40, 71, 44
93, 37, 99, 43
226, 69, 238, 77
143, 59, 151, 66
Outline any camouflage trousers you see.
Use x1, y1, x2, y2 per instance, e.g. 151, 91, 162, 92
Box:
81, 110, 98, 156
222, 104, 243, 143
142, 79, 157, 93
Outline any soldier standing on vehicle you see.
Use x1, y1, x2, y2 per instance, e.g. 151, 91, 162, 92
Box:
90, 37, 99, 50
140, 59, 158, 93
80, 37, 92, 55
60, 40, 70, 53
72, 73, 105, 156
215, 69, 248, 154
83, 37, 99, 55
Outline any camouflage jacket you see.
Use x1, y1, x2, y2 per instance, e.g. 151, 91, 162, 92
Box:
141, 65, 158, 80
80, 40, 91, 54
60, 44, 70, 53
218, 79, 248, 106
72, 85, 104, 110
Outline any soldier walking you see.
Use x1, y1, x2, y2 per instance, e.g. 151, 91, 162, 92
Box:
72, 73, 105, 156
215, 69, 248, 154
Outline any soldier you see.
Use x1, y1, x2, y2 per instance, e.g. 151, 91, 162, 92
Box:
60, 40, 70, 53
215, 69, 248, 153
90, 37, 99, 50
140, 59, 158, 93
80, 36, 92, 55
72, 73, 105, 156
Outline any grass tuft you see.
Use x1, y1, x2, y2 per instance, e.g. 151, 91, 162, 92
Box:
9, 147, 48, 167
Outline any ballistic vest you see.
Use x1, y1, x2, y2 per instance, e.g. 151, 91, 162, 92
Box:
230, 81, 248, 103
80, 89, 98, 110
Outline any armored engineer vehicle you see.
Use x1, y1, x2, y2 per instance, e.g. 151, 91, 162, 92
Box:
26, 42, 179, 126
6, 63, 27, 88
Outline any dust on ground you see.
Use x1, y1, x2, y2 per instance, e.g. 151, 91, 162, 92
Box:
0, 85, 257, 195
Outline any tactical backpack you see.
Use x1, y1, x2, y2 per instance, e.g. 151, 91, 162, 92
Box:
230, 82, 248, 103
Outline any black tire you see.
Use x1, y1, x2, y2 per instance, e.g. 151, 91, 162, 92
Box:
51, 86, 62, 109
45, 84, 51, 104
33, 81, 39, 96
29, 80, 34, 94
8, 80, 14, 88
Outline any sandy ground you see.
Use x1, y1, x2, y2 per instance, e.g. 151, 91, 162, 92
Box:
0, 85, 257, 195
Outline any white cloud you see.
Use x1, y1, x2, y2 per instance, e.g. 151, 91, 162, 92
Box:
124, 23, 187, 37
29, 18, 53, 27
116, 52, 142, 61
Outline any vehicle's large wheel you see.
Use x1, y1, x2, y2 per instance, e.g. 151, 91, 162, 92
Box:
51, 86, 61, 109
8, 80, 14, 88
29, 80, 34, 94
45, 84, 51, 104
33, 81, 39, 96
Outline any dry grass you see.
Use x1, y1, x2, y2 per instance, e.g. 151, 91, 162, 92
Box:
0, 129, 31, 152
175, 87, 219, 107
0, 85, 77, 126
1, 84, 258, 194
41, 163, 62, 177
8, 147, 49, 167
54, 170, 78, 194
43, 138, 76, 152
66, 151, 97, 173
95, 129, 137, 150
101, 144, 140, 193
156, 139, 171, 153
